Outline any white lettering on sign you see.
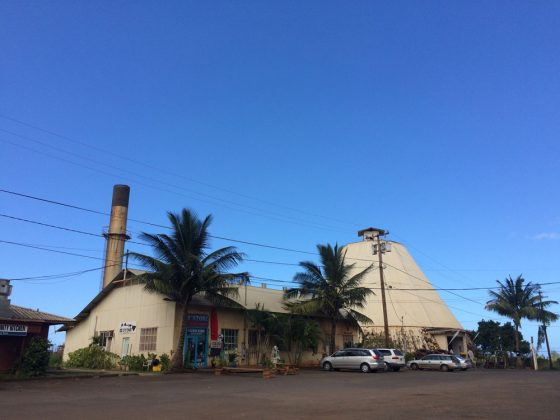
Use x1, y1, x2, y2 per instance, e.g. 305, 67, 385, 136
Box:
119, 322, 137, 334
0, 324, 28, 336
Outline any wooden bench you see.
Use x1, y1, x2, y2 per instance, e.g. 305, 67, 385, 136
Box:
275, 363, 299, 375
215, 367, 275, 379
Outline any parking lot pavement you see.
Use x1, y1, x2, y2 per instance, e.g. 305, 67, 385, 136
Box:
1, 369, 559, 419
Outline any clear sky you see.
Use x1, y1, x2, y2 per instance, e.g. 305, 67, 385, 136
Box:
1, 1, 559, 352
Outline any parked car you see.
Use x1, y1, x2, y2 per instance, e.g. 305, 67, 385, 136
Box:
375, 348, 406, 371
407, 354, 460, 372
321, 348, 386, 373
453, 355, 472, 371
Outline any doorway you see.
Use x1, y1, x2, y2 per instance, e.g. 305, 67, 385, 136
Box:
121, 337, 130, 357
184, 328, 208, 368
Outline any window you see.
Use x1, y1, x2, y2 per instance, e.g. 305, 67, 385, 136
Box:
378, 349, 391, 356
98, 331, 114, 352
221, 329, 238, 351
342, 334, 353, 348
139, 327, 157, 352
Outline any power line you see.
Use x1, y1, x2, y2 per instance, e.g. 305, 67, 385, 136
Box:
0, 239, 143, 268
3, 212, 560, 292
0, 113, 355, 228
0, 127, 350, 233
3, 189, 558, 302
8, 266, 107, 281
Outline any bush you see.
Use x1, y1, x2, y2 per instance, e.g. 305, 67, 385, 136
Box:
49, 352, 63, 369
120, 354, 146, 371
66, 345, 119, 369
19, 337, 51, 376
159, 353, 170, 371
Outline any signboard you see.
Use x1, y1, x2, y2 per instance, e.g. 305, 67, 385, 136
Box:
0, 324, 28, 336
210, 340, 223, 349
187, 314, 209, 327
119, 321, 137, 334
186, 327, 206, 337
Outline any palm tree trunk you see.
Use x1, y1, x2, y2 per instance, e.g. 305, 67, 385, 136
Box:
330, 318, 337, 354
544, 325, 553, 370
514, 323, 523, 369
171, 303, 189, 370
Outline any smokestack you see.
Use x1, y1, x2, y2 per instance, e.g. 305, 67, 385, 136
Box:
0, 279, 12, 318
102, 185, 130, 288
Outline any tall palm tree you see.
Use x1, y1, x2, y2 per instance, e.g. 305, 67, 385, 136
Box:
485, 275, 541, 368
535, 291, 559, 369
284, 243, 374, 353
130, 209, 246, 370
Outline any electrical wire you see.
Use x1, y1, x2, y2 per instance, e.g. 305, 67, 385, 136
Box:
0, 113, 356, 228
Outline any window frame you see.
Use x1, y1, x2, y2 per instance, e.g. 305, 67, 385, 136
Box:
221, 328, 239, 351
139, 327, 158, 352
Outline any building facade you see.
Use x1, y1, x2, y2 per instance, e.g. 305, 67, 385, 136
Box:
63, 271, 357, 367
0, 279, 72, 372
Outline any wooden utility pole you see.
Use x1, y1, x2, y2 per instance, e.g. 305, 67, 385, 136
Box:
538, 291, 553, 370
376, 234, 390, 347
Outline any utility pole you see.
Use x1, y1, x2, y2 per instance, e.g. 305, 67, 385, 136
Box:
538, 291, 553, 370
375, 231, 390, 348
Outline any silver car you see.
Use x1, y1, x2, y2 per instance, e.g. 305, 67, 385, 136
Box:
453, 355, 472, 371
321, 348, 386, 373
376, 348, 406, 372
407, 354, 460, 372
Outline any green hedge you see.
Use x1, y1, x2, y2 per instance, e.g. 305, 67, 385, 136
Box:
66, 345, 119, 369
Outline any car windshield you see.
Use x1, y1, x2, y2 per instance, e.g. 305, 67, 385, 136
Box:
394, 350, 403, 356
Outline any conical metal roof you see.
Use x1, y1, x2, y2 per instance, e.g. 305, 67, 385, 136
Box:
344, 240, 463, 330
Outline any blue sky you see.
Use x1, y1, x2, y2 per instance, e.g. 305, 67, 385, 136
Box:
1, 1, 559, 351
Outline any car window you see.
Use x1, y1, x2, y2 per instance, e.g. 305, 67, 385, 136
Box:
358, 350, 370, 356
422, 355, 431, 360
378, 350, 391, 356
393, 350, 403, 356
332, 351, 345, 357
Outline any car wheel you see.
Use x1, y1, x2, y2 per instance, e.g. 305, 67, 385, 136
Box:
360, 363, 370, 373
392, 367, 401, 372
440, 364, 449, 372
410, 363, 419, 370
323, 362, 332, 371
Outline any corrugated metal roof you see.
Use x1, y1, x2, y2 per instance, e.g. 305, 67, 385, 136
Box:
0, 304, 73, 323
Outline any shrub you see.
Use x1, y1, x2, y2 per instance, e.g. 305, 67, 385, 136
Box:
49, 352, 63, 369
66, 345, 119, 369
19, 337, 51, 376
120, 354, 146, 371
159, 353, 171, 371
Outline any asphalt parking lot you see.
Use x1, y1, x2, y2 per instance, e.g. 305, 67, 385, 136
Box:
1, 368, 559, 419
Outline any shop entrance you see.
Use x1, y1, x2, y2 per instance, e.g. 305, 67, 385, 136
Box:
183, 314, 210, 368
184, 328, 208, 368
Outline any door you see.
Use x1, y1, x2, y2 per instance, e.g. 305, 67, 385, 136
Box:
420, 355, 432, 369
121, 337, 130, 357
184, 328, 208, 368
329, 351, 345, 369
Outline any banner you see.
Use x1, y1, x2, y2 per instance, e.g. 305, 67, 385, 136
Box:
119, 321, 137, 334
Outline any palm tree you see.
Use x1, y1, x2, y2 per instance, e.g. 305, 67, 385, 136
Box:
535, 291, 559, 369
130, 209, 246, 370
485, 275, 541, 368
284, 243, 374, 354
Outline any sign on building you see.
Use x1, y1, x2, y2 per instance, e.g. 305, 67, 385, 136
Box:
0, 324, 28, 336
119, 321, 137, 334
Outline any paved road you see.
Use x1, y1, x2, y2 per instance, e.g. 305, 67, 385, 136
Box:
1, 369, 558, 419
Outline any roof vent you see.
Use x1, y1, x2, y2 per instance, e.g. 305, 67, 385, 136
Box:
358, 227, 387, 241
